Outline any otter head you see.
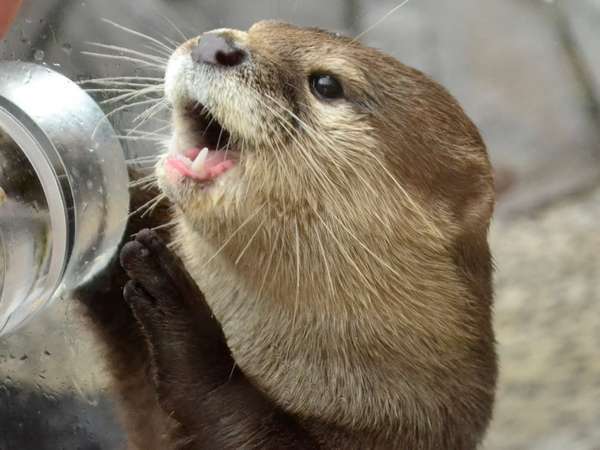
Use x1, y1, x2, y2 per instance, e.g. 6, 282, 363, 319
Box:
158, 20, 496, 447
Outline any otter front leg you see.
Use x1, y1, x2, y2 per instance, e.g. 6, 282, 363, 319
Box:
120, 229, 318, 450
73, 172, 176, 450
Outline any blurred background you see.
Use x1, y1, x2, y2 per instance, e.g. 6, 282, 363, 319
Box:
1, 0, 599, 448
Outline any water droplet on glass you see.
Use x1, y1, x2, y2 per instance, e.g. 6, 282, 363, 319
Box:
33, 49, 45, 62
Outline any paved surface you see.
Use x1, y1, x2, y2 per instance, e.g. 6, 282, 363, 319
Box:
486, 184, 600, 450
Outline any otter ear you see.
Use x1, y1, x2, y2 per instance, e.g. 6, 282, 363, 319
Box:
493, 166, 515, 198
453, 183, 495, 301
249, 20, 287, 33
461, 182, 496, 233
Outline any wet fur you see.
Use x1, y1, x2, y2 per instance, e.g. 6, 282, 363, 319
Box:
76, 21, 496, 450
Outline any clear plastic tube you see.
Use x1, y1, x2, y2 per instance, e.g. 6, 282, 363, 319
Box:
0, 61, 129, 336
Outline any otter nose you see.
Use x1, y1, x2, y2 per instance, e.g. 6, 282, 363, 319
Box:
191, 34, 247, 67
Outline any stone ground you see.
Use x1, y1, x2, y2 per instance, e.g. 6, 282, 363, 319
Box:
1, 0, 600, 448
485, 184, 600, 450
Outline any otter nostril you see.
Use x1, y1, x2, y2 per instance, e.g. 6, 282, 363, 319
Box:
191, 33, 247, 67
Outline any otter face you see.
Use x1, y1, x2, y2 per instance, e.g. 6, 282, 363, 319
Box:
160, 21, 495, 304
159, 19, 496, 318
159, 21, 383, 218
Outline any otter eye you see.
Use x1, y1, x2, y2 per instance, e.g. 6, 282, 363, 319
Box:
309, 74, 344, 100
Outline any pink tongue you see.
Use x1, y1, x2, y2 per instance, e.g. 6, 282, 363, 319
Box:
166, 147, 235, 182
185, 148, 200, 160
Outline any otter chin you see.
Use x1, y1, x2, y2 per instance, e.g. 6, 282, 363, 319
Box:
79, 20, 496, 450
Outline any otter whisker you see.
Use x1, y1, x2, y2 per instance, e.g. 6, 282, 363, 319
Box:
117, 135, 166, 143
100, 18, 175, 53
126, 154, 161, 163
365, 153, 443, 239
201, 205, 266, 269
199, 112, 218, 138
129, 179, 159, 191
101, 84, 164, 105
130, 219, 177, 238
125, 129, 170, 139
257, 118, 293, 195
266, 89, 432, 232
252, 93, 336, 190
261, 93, 355, 189
84, 88, 138, 93
78, 76, 163, 85
126, 121, 171, 138
234, 218, 265, 266
91, 98, 163, 139
255, 221, 282, 301
135, 123, 171, 134
160, 14, 188, 42
353, 0, 411, 42
85, 42, 169, 65
128, 173, 158, 187
163, 35, 181, 50
80, 51, 166, 71
329, 213, 404, 282
292, 218, 301, 329
268, 217, 288, 295
132, 99, 170, 125
313, 209, 377, 303
105, 98, 163, 120
223, 132, 233, 161
125, 192, 164, 221
142, 43, 172, 59
142, 192, 168, 218
314, 225, 336, 299
215, 122, 227, 151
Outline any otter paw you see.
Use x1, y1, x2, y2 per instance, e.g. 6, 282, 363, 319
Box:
120, 228, 203, 306
119, 230, 231, 406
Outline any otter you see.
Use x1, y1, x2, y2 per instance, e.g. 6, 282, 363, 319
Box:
76, 20, 497, 450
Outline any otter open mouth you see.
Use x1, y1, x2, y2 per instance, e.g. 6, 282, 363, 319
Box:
165, 103, 237, 183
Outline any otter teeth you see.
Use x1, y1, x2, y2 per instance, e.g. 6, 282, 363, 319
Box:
191, 147, 210, 175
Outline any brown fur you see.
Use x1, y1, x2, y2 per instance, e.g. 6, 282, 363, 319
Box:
79, 21, 497, 450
